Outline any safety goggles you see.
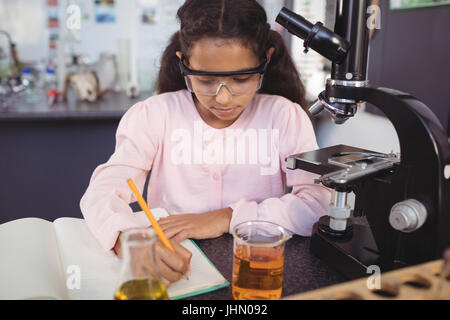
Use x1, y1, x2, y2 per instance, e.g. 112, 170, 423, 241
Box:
179, 54, 268, 96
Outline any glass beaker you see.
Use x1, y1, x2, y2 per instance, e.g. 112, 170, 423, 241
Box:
114, 228, 169, 300
231, 221, 291, 300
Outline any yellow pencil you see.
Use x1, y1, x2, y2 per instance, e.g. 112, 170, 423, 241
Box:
127, 178, 175, 252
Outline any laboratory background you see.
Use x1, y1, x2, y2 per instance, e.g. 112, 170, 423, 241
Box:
0, 0, 449, 249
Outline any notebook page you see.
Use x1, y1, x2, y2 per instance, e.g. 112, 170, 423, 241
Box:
0, 218, 68, 300
53, 209, 227, 299
53, 217, 122, 300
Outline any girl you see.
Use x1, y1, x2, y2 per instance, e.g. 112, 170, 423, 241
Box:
80, 0, 330, 286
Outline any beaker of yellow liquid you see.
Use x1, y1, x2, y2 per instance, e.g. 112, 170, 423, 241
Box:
231, 221, 291, 300
114, 228, 169, 300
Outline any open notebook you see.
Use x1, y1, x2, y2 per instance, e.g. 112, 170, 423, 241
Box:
0, 208, 229, 300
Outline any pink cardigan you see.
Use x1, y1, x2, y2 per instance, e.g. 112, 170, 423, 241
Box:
80, 89, 331, 254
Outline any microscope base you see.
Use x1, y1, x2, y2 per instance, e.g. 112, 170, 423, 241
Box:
310, 216, 394, 280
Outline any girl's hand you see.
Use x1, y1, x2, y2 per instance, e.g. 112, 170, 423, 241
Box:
158, 207, 233, 242
114, 232, 192, 288
154, 240, 192, 287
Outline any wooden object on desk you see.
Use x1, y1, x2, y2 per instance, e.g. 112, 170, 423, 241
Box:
284, 259, 449, 300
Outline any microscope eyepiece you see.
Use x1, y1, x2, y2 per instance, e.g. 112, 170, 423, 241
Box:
276, 7, 350, 64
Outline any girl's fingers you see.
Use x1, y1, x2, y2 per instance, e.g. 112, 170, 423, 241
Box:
171, 241, 192, 277
159, 220, 188, 231
156, 246, 184, 282
171, 240, 193, 262
163, 225, 191, 240
158, 219, 191, 239
156, 244, 190, 280
158, 214, 195, 225
166, 228, 189, 242
155, 255, 185, 283
157, 217, 174, 225
158, 215, 184, 223
172, 232, 189, 243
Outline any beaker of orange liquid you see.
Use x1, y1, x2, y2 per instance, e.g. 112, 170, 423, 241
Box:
231, 221, 291, 300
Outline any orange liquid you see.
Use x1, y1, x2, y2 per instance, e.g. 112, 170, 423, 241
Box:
232, 245, 284, 300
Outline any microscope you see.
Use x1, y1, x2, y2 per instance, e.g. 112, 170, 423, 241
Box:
276, 0, 450, 279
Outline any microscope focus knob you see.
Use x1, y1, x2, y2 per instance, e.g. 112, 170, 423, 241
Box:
389, 199, 428, 233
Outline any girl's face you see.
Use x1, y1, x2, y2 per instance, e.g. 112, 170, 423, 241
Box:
177, 38, 273, 129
